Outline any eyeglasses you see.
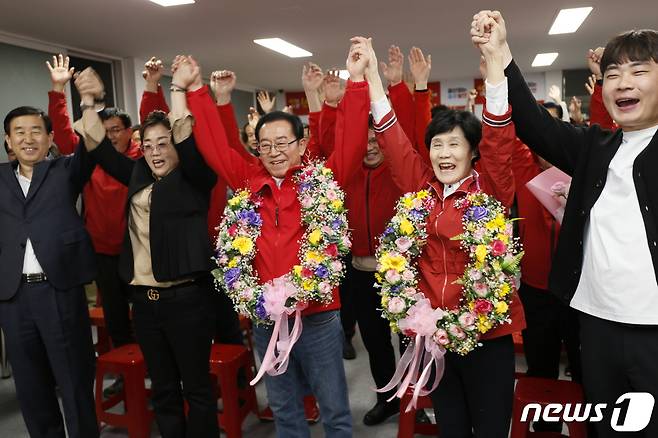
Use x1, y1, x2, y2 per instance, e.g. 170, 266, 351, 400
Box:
140, 142, 171, 154
256, 138, 298, 154
107, 127, 128, 136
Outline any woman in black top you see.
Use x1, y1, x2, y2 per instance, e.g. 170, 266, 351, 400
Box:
75, 62, 219, 438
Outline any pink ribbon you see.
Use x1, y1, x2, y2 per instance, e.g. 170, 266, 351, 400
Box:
376, 295, 446, 411
250, 276, 305, 386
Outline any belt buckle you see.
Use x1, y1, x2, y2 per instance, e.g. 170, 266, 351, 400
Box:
25, 273, 43, 283
147, 288, 160, 301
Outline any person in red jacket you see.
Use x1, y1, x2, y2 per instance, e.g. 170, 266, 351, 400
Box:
47, 55, 140, 361
315, 45, 434, 425
184, 39, 369, 437
585, 47, 617, 130
361, 36, 525, 437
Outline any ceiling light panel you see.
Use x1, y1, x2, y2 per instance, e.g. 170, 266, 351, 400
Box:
253, 38, 312, 58
532, 52, 559, 67
548, 7, 593, 35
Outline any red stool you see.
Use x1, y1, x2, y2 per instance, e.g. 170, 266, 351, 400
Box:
513, 331, 527, 379
513, 331, 524, 354
258, 395, 320, 423
89, 306, 112, 355
95, 344, 153, 438
210, 343, 259, 438
398, 387, 439, 437
511, 377, 587, 438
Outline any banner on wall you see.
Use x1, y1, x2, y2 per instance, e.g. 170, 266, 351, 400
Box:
524, 72, 546, 100
428, 81, 441, 106
285, 91, 309, 116
440, 79, 473, 107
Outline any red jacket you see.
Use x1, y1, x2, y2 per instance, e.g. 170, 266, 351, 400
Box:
511, 139, 559, 290
48, 91, 142, 255
187, 82, 369, 316
317, 85, 432, 257
589, 82, 616, 130
140, 86, 247, 243
346, 163, 403, 257
373, 107, 526, 339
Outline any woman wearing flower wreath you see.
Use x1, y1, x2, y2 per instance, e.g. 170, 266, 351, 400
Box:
184, 39, 370, 437
359, 36, 526, 437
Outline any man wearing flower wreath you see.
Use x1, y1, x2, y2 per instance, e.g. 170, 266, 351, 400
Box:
356, 35, 525, 436
185, 38, 371, 438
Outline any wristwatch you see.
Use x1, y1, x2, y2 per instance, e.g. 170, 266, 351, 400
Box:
80, 99, 105, 113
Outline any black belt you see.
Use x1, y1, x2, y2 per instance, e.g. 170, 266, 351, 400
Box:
131, 279, 200, 302
21, 273, 48, 283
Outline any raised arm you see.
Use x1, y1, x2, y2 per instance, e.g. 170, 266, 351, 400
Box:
169, 67, 216, 191
471, 13, 517, 207
301, 62, 325, 159
47, 54, 80, 155
471, 10, 587, 176
181, 56, 253, 189
313, 70, 343, 158
70, 67, 131, 186
382, 45, 416, 143
585, 48, 616, 130
325, 37, 370, 186
409, 46, 433, 165
367, 40, 434, 192
257, 90, 276, 114
211, 70, 259, 162
477, 108, 516, 208
140, 57, 170, 123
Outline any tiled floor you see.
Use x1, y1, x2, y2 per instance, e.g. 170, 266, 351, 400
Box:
1, 326, 551, 437
0, 327, 409, 437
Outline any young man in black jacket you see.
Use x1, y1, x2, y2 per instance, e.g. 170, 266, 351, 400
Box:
471, 10, 658, 437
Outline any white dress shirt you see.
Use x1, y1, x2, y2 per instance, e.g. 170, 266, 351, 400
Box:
571, 125, 658, 324
15, 168, 45, 274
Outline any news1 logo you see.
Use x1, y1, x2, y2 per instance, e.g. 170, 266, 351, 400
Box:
521, 393, 655, 432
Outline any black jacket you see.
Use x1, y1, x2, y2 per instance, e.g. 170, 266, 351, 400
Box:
0, 142, 96, 299
88, 135, 217, 284
505, 60, 658, 304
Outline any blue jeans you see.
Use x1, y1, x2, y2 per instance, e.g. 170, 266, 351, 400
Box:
254, 310, 352, 438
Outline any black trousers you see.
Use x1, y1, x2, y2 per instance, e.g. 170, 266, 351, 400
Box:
430, 335, 515, 438
213, 287, 243, 345
519, 282, 582, 382
342, 260, 399, 401
338, 256, 357, 341
0, 281, 98, 438
579, 312, 658, 438
131, 278, 219, 438
95, 253, 134, 347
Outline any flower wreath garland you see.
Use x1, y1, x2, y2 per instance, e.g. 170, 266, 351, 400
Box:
212, 161, 352, 325
212, 161, 351, 384
376, 190, 523, 353
375, 190, 523, 408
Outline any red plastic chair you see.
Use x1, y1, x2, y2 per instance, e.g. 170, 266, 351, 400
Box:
89, 306, 112, 355
209, 343, 260, 438
511, 377, 588, 438
95, 344, 153, 438
397, 387, 439, 437
513, 331, 527, 379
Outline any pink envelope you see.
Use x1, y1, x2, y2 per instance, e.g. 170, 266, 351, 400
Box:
525, 167, 572, 224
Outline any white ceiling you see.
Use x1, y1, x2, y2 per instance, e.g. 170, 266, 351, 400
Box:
0, 0, 656, 90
